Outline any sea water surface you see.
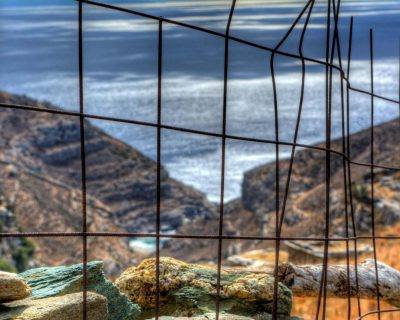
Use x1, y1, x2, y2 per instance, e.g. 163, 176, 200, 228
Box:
0, 0, 399, 202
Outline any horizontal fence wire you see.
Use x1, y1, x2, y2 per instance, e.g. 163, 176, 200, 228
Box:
3, 233, 400, 241
0, 0, 399, 319
0, 102, 398, 172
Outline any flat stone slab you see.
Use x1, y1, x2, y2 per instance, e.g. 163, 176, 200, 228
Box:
0, 292, 107, 320
19, 261, 140, 320
0, 271, 31, 302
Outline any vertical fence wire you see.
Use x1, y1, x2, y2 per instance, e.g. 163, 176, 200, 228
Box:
345, 15, 362, 317
270, 1, 315, 318
155, 19, 163, 320
215, 1, 237, 319
276, 0, 316, 243
329, 0, 353, 318
316, 0, 332, 318
369, 29, 382, 320
78, 1, 88, 319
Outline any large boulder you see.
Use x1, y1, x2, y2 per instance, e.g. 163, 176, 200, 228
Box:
116, 257, 292, 319
0, 271, 30, 302
0, 291, 107, 320
19, 261, 140, 320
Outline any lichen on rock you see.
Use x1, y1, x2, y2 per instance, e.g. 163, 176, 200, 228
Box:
116, 257, 292, 319
19, 261, 141, 320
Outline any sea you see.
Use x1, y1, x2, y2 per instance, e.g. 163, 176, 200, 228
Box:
0, 0, 399, 203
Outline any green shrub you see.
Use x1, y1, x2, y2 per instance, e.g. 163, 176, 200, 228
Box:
0, 258, 17, 273
352, 184, 371, 204
12, 238, 35, 272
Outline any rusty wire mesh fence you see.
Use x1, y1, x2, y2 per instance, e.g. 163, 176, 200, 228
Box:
1, 0, 400, 319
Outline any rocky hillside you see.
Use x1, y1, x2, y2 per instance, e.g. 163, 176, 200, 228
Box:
0, 92, 216, 234
0, 91, 217, 275
240, 117, 400, 238
165, 117, 400, 261
1, 90, 398, 272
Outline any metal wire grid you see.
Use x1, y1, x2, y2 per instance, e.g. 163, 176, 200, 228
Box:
0, 0, 399, 319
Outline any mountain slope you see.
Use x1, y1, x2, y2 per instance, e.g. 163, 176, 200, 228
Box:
0, 92, 217, 233
241, 117, 400, 238
0, 91, 217, 274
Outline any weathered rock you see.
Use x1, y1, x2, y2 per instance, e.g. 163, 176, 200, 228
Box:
0, 292, 107, 320
149, 315, 301, 320
19, 261, 140, 320
0, 271, 30, 302
116, 257, 292, 319
278, 259, 400, 308
148, 314, 253, 320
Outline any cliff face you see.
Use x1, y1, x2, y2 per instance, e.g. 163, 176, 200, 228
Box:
0, 92, 217, 274
0, 92, 216, 234
240, 118, 400, 237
